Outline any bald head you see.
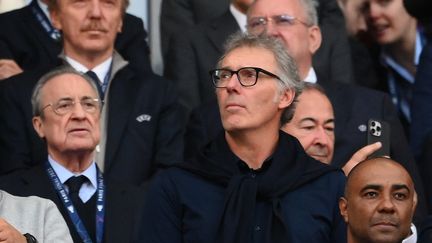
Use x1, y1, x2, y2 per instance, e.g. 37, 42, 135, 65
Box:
340, 158, 417, 243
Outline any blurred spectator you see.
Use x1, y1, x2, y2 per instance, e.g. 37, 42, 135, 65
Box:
160, 0, 230, 62
355, 0, 425, 135
0, 190, 72, 242
0, 0, 152, 80
164, 0, 252, 117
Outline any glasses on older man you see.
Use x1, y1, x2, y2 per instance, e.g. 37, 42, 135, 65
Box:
209, 67, 281, 88
247, 14, 311, 34
41, 97, 101, 116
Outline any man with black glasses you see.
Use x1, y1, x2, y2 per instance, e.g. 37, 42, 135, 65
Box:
139, 33, 346, 243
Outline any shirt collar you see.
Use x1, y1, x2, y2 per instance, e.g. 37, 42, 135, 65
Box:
65, 55, 113, 84
402, 224, 417, 243
304, 68, 317, 83
48, 155, 98, 189
230, 4, 247, 33
37, 0, 51, 22
381, 29, 425, 83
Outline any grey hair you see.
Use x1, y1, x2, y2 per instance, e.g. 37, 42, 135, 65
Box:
217, 32, 304, 125
299, 0, 319, 25
31, 66, 100, 118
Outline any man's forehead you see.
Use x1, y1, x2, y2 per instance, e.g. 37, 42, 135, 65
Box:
349, 159, 414, 191
248, 0, 302, 16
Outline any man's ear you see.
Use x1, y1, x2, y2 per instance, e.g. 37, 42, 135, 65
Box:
339, 197, 349, 223
278, 88, 295, 110
308, 25, 322, 55
32, 116, 45, 139
412, 191, 418, 214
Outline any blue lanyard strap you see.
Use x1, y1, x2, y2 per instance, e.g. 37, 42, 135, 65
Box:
45, 161, 105, 243
30, 0, 61, 41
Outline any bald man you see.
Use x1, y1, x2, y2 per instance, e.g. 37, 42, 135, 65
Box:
339, 158, 418, 243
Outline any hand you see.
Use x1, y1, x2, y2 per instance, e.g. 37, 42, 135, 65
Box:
342, 142, 382, 175
0, 60, 23, 80
0, 218, 27, 243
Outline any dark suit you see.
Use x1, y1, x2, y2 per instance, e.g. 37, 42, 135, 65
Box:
0, 60, 184, 185
164, 10, 239, 113
0, 0, 152, 73
184, 81, 427, 222
160, 0, 230, 60
0, 164, 144, 243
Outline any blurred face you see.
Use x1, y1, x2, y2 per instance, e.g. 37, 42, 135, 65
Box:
363, 0, 416, 45
282, 89, 335, 164
33, 74, 101, 157
338, 0, 368, 36
247, 0, 322, 79
339, 159, 417, 243
51, 0, 123, 60
216, 46, 294, 133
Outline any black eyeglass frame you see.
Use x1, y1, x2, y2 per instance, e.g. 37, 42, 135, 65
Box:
209, 67, 282, 88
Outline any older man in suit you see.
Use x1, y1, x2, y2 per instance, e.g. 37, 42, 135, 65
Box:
0, 0, 152, 80
0, 67, 144, 243
0, 0, 184, 185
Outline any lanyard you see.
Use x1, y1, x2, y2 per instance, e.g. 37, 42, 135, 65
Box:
45, 161, 106, 243
30, 0, 61, 41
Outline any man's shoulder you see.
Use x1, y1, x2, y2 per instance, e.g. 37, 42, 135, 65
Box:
0, 5, 29, 22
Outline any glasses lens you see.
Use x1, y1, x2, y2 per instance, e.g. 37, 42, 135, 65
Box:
81, 98, 99, 113
247, 17, 266, 34
238, 68, 258, 86
54, 100, 74, 115
212, 69, 232, 87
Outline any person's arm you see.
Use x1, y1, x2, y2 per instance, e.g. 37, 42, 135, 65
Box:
42, 200, 73, 243
342, 142, 382, 175
0, 59, 23, 80
0, 219, 27, 243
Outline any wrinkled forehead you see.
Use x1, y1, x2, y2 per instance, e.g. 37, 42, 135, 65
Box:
41, 74, 97, 101
248, 0, 306, 18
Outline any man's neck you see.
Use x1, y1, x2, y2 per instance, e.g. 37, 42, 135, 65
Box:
225, 125, 280, 170
64, 47, 113, 70
384, 20, 418, 76
49, 150, 94, 173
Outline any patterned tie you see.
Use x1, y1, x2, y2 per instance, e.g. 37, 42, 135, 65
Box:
65, 175, 87, 206
86, 71, 104, 100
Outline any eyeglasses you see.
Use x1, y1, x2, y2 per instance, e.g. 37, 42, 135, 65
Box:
41, 97, 101, 116
247, 14, 311, 34
209, 67, 281, 88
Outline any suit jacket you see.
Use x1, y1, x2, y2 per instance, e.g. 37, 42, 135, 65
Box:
164, 10, 239, 114
0, 0, 152, 73
0, 164, 144, 243
0, 59, 184, 186
183, 81, 427, 222
160, 0, 230, 60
